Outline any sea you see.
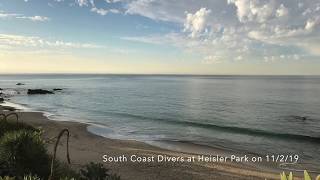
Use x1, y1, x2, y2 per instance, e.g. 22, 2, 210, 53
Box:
0, 74, 319, 171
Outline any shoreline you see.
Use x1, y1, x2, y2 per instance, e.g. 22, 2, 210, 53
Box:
0, 103, 288, 180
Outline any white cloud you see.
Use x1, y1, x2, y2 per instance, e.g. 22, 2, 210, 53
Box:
264, 54, 302, 63
125, 0, 186, 22
235, 55, 243, 61
109, 9, 120, 13
0, 10, 49, 22
90, 0, 120, 16
17, 15, 50, 22
276, 4, 288, 17
203, 55, 222, 64
0, 12, 21, 18
76, 0, 89, 6
184, 8, 211, 38
122, 33, 187, 46
227, 0, 277, 23
62, 0, 320, 63
106, 0, 122, 3
305, 18, 319, 31
298, 3, 304, 9
247, 17, 320, 56
91, 7, 109, 15
0, 33, 104, 49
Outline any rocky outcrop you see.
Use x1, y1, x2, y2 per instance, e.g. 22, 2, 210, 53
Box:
0, 97, 4, 103
27, 89, 54, 95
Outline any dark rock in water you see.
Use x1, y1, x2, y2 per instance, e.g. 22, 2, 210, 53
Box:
16, 83, 25, 86
0, 97, 4, 103
0, 88, 3, 90
292, 115, 307, 121
53, 88, 63, 91
27, 89, 54, 95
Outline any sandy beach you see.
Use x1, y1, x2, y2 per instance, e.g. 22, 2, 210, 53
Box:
0, 105, 288, 180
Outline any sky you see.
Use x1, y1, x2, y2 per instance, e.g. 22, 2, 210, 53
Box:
0, 0, 319, 75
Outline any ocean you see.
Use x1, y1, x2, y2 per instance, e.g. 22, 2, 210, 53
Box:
1, 74, 320, 171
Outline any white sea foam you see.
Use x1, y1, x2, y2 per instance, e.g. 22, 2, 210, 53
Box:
1, 101, 31, 111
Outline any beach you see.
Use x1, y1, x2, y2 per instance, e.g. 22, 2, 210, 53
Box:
1, 75, 320, 179
0, 105, 285, 180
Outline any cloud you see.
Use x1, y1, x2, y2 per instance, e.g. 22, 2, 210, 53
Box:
0, 10, 50, 22
16, 15, 50, 22
121, 0, 320, 61
105, 0, 122, 3
90, 7, 120, 15
122, 33, 187, 45
91, 7, 109, 15
247, 13, 320, 56
125, 0, 186, 22
76, 0, 89, 6
72, 0, 120, 15
276, 4, 288, 17
0, 12, 21, 18
305, 18, 319, 31
203, 55, 222, 64
90, 0, 120, 16
0, 33, 104, 49
235, 55, 244, 61
263, 54, 302, 63
184, 8, 211, 38
227, 0, 277, 23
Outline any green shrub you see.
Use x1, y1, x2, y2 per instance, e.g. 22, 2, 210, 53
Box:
80, 162, 108, 180
107, 174, 121, 180
59, 177, 76, 180
281, 170, 320, 180
51, 161, 79, 180
23, 174, 40, 180
0, 177, 15, 180
0, 130, 50, 178
0, 175, 41, 180
79, 162, 120, 180
0, 121, 121, 180
0, 121, 37, 138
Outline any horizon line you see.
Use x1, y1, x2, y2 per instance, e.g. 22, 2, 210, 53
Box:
0, 73, 320, 76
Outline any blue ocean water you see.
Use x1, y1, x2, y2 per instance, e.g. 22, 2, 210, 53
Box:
1, 74, 320, 170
